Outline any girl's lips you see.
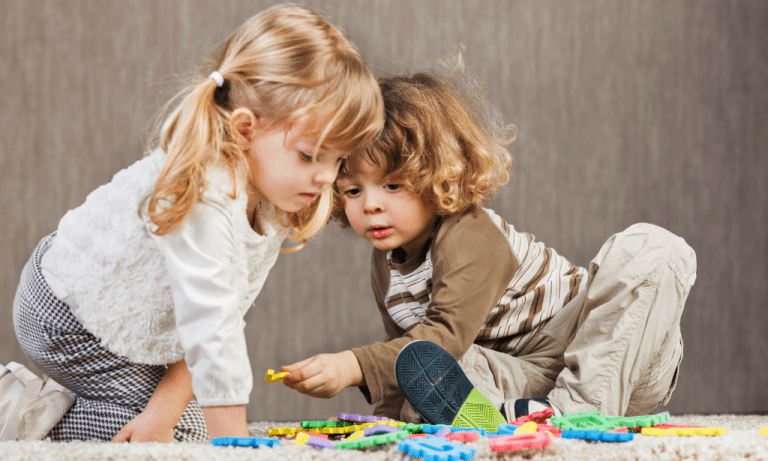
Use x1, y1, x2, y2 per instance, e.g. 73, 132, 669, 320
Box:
369, 227, 392, 238
298, 193, 316, 202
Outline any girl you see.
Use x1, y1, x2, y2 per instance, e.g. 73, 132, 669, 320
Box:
282, 63, 696, 429
13, 5, 383, 442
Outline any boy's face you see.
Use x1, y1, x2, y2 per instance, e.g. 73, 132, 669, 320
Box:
337, 161, 437, 259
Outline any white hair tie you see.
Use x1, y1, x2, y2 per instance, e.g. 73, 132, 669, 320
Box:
208, 71, 224, 87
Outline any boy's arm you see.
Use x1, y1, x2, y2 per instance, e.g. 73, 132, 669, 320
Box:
351, 213, 519, 405
281, 350, 363, 398
112, 360, 193, 443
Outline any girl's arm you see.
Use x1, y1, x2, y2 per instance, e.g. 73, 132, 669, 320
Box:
202, 405, 250, 438
111, 360, 193, 443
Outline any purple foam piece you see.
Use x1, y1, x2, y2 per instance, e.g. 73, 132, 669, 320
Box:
338, 412, 391, 423
363, 424, 400, 436
434, 427, 452, 438
306, 438, 336, 449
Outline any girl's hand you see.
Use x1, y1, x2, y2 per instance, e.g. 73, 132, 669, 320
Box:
111, 411, 175, 443
281, 350, 363, 398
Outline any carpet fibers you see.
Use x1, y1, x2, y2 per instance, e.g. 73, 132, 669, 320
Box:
1, 414, 767, 460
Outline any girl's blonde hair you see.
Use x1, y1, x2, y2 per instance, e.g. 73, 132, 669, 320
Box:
146, 4, 384, 251
333, 53, 515, 226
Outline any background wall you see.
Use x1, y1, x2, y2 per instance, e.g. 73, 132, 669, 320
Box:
1, 0, 766, 421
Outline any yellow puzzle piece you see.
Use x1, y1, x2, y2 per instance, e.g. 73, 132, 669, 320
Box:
641, 427, 727, 437
514, 421, 539, 435
760, 427, 768, 436
264, 369, 289, 383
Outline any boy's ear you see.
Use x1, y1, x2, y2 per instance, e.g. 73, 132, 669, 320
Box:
230, 108, 259, 145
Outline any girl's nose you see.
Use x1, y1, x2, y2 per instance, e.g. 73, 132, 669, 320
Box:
313, 163, 337, 187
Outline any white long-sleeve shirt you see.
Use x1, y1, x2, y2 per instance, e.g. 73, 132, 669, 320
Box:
40, 149, 286, 406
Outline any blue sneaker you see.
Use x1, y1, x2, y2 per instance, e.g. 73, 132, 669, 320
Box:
395, 341, 507, 432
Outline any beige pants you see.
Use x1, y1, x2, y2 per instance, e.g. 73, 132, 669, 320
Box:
393, 223, 697, 420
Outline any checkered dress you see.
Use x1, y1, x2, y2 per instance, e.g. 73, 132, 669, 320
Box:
13, 234, 208, 442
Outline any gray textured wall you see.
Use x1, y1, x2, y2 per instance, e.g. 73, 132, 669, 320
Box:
1, 1, 766, 422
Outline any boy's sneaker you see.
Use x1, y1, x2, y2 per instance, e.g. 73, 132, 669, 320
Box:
395, 340, 507, 432
507, 397, 563, 421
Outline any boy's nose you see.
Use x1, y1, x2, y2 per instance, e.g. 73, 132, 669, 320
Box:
363, 194, 384, 214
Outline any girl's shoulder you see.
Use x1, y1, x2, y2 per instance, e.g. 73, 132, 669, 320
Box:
202, 160, 248, 204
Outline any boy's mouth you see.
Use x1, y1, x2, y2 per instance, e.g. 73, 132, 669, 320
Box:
368, 226, 392, 238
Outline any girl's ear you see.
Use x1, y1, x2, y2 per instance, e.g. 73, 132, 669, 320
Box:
230, 108, 259, 146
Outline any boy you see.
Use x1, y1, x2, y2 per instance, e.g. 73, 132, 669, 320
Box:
282, 72, 696, 428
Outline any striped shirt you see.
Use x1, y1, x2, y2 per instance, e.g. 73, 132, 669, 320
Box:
352, 208, 587, 406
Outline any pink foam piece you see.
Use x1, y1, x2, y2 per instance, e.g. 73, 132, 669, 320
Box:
536, 424, 561, 437
446, 431, 481, 443
511, 408, 553, 425
297, 431, 329, 439
488, 433, 552, 453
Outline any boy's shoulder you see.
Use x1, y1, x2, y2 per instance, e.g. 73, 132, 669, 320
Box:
432, 208, 516, 258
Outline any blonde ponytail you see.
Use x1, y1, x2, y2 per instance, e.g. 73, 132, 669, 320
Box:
145, 5, 384, 246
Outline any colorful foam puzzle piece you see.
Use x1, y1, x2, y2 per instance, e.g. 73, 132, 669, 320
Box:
551, 411, 669, 431
561, 429, 634, 442
511, 408, 553, 425
268, 427, 300, 437
398, 437, 475, 461
496, 424, 520, 435
307, 424, 363, 434
335, 429, 408, 449
338, 412, 394, 423
301, 420, 354, 428
641, 427, 727, 437
613, 414, 670, 428
498, 422, 560, 437
488, 433, 552, 452
403, 424, 425, 434
294, 432, 311, 446
264, 369, 289, 383
422, 424, 452, 434
297, 431, 329, 440
449, 427, 487, 436
434, 427, 452, 438
212, 437, 281, 448
306, 437, 336, 449
445, 431, 481, 443
363, 424, 400, 436
347, 430, 365, 440
514, 422, 538, 435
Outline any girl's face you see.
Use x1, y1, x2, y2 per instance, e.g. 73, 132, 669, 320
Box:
337, 161, 437, 259
246, 118, 347, 213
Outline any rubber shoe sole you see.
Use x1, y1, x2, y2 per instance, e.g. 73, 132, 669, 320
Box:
395, 340, 507, 432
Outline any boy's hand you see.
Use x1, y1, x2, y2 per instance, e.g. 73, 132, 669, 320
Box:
111, 410, 175, 443
281, 350, 363, 398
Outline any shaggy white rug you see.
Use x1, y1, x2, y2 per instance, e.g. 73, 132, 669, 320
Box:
1, 414, 767, 461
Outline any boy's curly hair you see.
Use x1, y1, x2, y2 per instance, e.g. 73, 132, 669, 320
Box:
332, 54, 515, 227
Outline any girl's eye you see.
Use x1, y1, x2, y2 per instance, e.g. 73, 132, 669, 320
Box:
384, 184, 401, 191
300, 152, 314, 163
343, 188, 361, 197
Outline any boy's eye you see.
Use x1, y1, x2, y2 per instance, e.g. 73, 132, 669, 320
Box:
343, 188, 361, 197
384, 184, 401, 191
299, 152, 314, 163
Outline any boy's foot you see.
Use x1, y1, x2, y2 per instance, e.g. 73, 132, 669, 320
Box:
507, 397, 563, 421
395, 340, 507, 432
